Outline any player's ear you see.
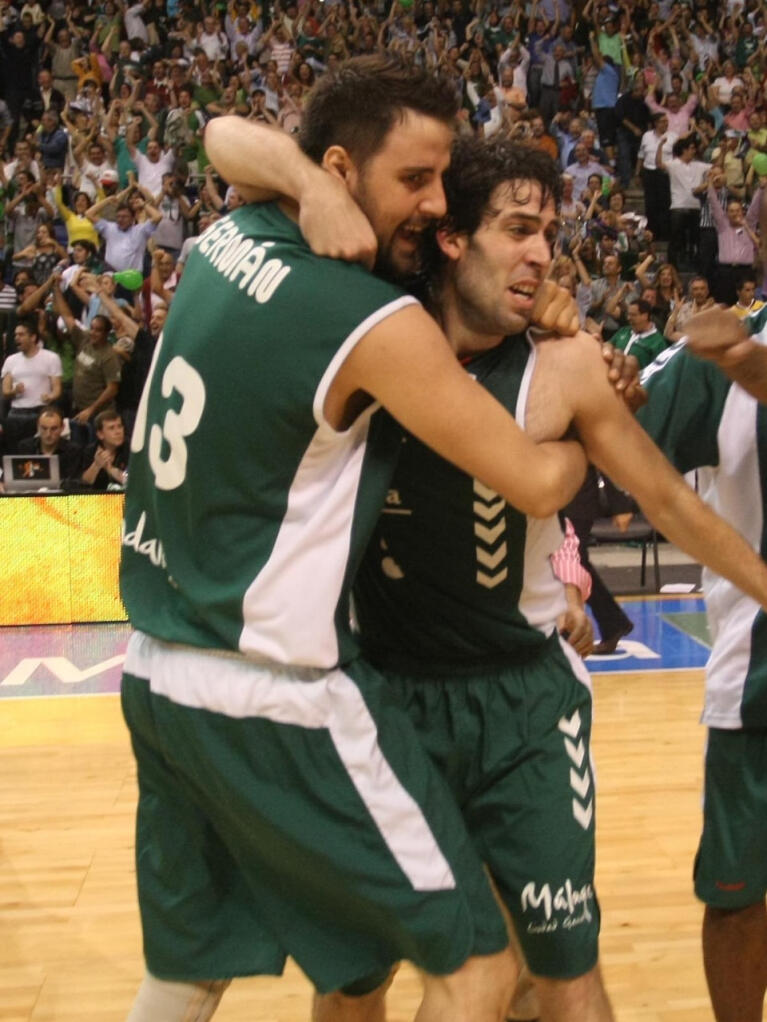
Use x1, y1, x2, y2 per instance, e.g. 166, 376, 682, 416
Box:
322, 145, 357, 186
436, 225, 467, 262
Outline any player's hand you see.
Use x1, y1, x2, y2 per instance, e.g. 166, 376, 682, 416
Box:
531, 280, 580, 336
601, 342, 647, 410
684, 306, 755, 370
557, 604, 594, 658
298, 170, 377, 270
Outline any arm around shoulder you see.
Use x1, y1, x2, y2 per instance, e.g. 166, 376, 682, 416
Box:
332, 304, 587, 517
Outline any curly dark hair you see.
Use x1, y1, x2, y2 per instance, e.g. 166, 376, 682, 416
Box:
298, 54, 459, 167
441, 135, 563, 237
417, 136, 563, 291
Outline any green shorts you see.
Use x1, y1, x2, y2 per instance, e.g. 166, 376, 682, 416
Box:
695, 726, 767, 909
121, 631, 508, 994
380, 634, 600, 980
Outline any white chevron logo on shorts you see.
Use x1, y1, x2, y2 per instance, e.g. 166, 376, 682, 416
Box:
572, 798, 593, 830
557, 710, 582, 738
477, 567, 509, 589
570, 767, 591, 799
564, 737, 585, 769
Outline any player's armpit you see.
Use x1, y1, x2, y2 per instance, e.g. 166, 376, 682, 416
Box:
333, 305, 587, 518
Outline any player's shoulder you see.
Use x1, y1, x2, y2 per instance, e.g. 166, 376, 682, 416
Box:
549, 329, 605, 369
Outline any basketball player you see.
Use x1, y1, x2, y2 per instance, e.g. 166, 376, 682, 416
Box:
214, 128, 767, 1021
636, 306, 767, 1022
119, 57, 591, 1022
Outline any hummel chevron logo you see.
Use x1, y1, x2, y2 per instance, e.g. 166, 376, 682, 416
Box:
557, 710, 582, 738
474, 520, 505, 544
564, 737, 586, 769
473, 497, 506, 521
477, 567, 509, 589
476, 542, 508, 570
474, 481, 501, 502
570, 767, 591, 800
572, 798, 593, 830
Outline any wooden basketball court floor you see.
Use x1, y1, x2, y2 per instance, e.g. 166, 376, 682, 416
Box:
1, 596, 721, 1021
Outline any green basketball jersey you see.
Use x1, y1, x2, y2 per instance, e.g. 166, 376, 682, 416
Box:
120, 203, 415, 668
637, 305, 767, 728
354, 334, 567, 672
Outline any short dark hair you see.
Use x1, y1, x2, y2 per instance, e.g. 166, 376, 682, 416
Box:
38, 405, 63, 424
15, 315, 39, 338
736, 268, 756, 289
95, 409, 123, 432
298, 54, 459, 167
630, 298, 652, 317
91, 314, 111, 334
672, 136, 696, 158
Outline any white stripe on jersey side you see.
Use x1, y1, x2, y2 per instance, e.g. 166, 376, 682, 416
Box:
239, 295, 418, 668
313, 296, 418, 429
700, 384, 762, 729
518, 334, 569, 634
125, 631, 457, 893
639, 338, 686, 386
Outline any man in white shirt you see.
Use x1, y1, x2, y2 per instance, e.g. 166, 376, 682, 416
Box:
129, 138, 175, 196
656, 135, 709, 270
2, 316, 62, 449
197, 15, 228, 62
124, 0, 150, 44
637, 112, 676, 241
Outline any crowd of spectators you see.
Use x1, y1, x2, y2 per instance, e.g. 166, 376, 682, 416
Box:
1, 0, 767, 491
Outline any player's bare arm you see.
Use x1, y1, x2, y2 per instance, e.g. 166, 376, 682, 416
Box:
205, 116, 377, 267
535, 332, 767, 611
684, 305, 767, 404
328, 304, 588, 518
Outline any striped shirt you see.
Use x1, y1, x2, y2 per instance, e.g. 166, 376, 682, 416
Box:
551, 517, 592, 600
708, 185, 761, 265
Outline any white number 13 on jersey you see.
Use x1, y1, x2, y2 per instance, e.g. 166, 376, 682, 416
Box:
132, 336, 206, 491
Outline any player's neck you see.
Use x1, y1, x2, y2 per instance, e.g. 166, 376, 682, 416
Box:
435, 288, 504, 359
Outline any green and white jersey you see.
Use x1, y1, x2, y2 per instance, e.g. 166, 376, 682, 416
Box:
638, 306, 767, 729
354, 334, 568, 672
120, 203, 416, 668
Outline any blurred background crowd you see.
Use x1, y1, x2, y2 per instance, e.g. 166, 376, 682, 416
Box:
1, 0, 766, 490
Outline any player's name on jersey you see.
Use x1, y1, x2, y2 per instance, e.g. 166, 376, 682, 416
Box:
196, 217, 292, 303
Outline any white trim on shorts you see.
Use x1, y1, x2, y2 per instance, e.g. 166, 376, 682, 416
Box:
125, 630, 457, 893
